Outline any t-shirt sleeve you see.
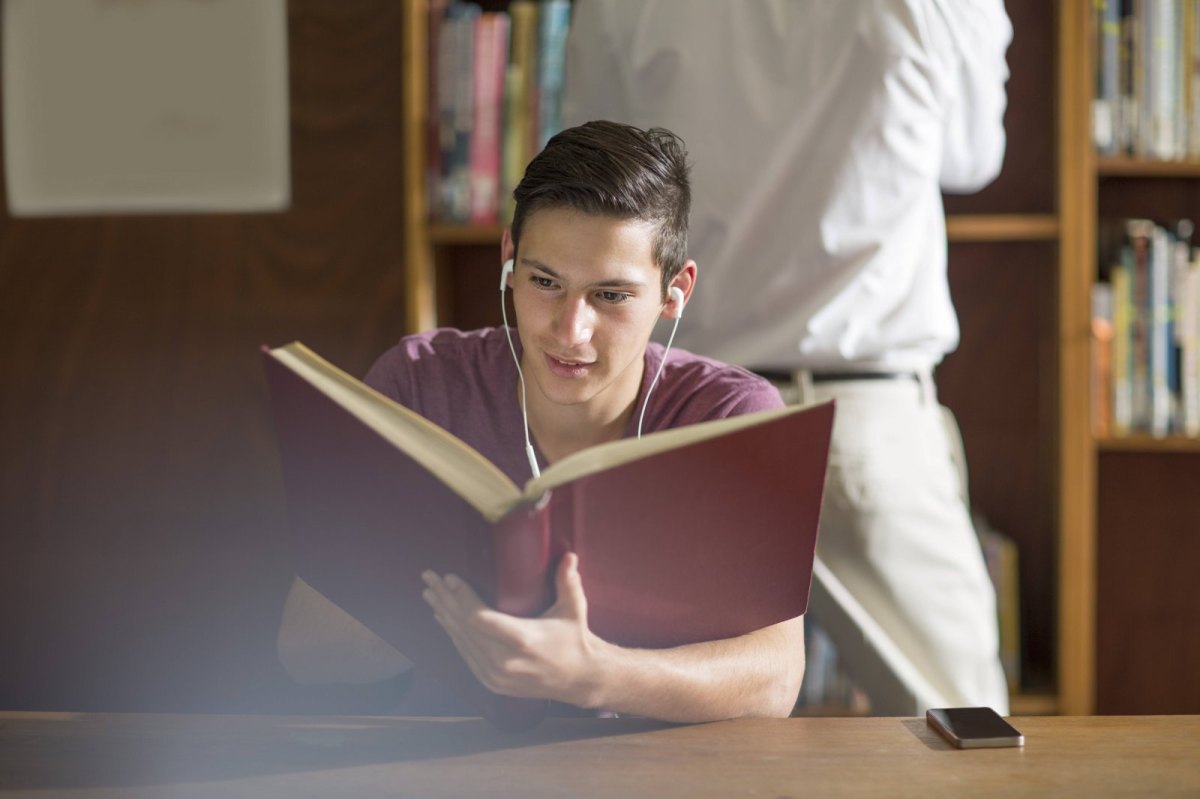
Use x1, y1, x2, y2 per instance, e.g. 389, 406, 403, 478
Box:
670, 365, 786, 427
363, 343, 417, 410
726, 379, 787, 416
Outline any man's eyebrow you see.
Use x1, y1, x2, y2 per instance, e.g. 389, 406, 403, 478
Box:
521, 257, 649, 289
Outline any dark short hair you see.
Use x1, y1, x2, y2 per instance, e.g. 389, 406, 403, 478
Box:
511, 120, 691, 298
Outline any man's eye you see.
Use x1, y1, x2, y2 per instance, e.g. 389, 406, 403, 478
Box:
531, 276, 555, 288
599, 291, 631, 304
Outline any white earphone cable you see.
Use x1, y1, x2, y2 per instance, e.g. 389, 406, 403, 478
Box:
500, 260, 541, 480
637, 288, 684, 439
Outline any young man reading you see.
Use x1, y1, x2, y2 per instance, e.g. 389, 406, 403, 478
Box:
277, 121, 804, 722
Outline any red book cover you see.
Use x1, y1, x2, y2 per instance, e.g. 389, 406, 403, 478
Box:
263, 343, 832, 728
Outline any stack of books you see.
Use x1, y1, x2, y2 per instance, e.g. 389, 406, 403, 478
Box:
1093, 0, 1200, 160
429, 0, 571, 225
1092, 218, 1200, 438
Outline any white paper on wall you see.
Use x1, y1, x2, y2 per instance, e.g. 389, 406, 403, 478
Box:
3, 0, 290, 216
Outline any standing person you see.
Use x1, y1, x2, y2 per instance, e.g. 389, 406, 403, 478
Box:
564, 0, 1012, 712
277, 120, 807, 722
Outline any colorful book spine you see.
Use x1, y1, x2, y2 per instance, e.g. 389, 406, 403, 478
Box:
977, 519, 1022, 695
1183, 252, 1200, 434
502, 0, 538, 223
1112, 258, 1134, 435
1096, 0, 1122, 153
1093, 282, 1115, 437
535, 0, 571, 152
468, 12, 511, 224
1100, 218, 1200, 437
1149, 223, 1172, 436
1095, 0, 1200, 159
435, 3, 480, 223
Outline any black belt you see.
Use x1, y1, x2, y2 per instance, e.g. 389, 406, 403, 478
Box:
753, 369, 920, 384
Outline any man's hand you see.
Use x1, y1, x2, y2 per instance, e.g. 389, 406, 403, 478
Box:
422, 552, 606, 708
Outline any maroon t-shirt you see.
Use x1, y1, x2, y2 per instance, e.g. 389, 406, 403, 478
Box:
362, 326, 783, 714
365, 326, 784, 484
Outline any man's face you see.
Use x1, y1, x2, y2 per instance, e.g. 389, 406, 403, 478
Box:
509, 208, 668, 414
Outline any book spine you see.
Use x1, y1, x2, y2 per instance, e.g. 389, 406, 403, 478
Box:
469, 12, 510, 225
440, 4, 479, 223
1170, 222, 1192, 430
427, 0, 445, 215
1185, 251, 1200, 435
977, 523, 1021, 695
1112, 257, 1134, 435
535, 0, 571, 152
1136, 0, 1151, 156
1192, 0, 1200, 157
502, 0, 538, 224
1129, 219, 1152, 430
1150, 224, 1171, 436
1097, 0, 1122, 153
1093, 281, 1115, 437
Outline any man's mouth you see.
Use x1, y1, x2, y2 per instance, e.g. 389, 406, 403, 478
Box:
545, 352, 595, 377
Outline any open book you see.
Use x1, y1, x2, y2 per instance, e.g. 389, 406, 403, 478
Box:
263, 342, 834, 728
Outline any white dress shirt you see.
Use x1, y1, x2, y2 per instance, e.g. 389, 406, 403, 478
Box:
564, 0, 1012, 373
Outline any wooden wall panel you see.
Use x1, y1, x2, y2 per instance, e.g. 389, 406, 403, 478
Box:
938, 242, 1059, 693
1096, 454, 1200, 714
0, 0, 410, 713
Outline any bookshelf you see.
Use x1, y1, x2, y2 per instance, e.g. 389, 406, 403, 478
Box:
400, 0, 1200, 716
1060, 0, 1200, 715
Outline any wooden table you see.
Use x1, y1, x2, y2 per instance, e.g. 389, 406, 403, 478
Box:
1, 712, 1197, 798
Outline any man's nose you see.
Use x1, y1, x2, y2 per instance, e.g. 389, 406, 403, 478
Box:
553, 294, 594, 348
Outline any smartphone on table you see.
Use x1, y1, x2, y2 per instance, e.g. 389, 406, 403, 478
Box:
926, 707, 1024, 749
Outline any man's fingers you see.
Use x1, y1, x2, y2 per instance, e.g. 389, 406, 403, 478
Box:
424, 571, 529, 641
552, 552, 588, 620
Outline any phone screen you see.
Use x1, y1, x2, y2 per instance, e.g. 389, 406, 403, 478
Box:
926, 707, 1024, 749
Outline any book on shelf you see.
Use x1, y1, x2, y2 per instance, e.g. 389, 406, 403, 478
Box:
468, 12, 509, 224
430, 0, 572, 225
1096, 217, 1200, 437
1094, 0, 1200, 159
535, 0, 571, 152
975, 513, 1021, 695
262, 342, 834, 728
1092, 281, 1115, 438
501, 0, 538, 223
426, 0, 450, 215
435, 3, 479, 222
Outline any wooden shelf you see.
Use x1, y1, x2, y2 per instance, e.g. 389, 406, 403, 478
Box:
1096, 157, 1200, 178
433, 216, 1060, 246
946, 214, 1059, 242
1097, 435, 1200, 453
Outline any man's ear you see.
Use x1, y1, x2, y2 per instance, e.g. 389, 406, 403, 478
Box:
662, 260, 697, 320
500, 227, 516, 287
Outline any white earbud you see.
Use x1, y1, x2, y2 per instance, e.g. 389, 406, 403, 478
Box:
669, 285, 685, 319
499, 257, 541, 480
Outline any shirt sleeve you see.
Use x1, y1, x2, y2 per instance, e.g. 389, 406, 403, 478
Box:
364, 343, 417, 411
731, 380, 787, 416
923, 0, 1013, 193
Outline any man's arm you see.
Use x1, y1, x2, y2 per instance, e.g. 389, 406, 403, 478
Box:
423, 553, 806, 722
277, 576, 413, 685
927, 0, 1013, 192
